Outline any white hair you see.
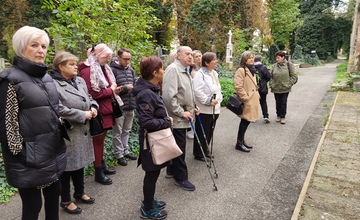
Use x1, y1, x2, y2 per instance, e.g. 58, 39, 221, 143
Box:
12, 26, 50, 57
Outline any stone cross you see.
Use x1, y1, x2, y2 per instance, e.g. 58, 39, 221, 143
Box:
228, 30, 232, 44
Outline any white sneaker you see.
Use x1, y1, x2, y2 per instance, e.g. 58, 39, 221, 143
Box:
280, 118, 286, 124
264, 118, 270, 123
186, 130, 194, 139
276, 117, 281, 122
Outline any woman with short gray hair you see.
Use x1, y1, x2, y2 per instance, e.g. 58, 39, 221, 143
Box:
50, 51, 98, 214
0, 26, 66, 220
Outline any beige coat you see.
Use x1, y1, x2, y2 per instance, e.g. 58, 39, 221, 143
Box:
162, 59, 195, 129
234, 67, 260, 122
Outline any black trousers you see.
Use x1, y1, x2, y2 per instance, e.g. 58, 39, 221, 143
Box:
143, 170, 161, 211
60, 168, 85, 202
166, 128, 188, 181
259, 92, 269, 118
274, 93, 289, 118
193, 113, 219, 158
18, 180, 61, 220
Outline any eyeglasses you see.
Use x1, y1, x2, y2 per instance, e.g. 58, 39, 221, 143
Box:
120, 57, 131, 61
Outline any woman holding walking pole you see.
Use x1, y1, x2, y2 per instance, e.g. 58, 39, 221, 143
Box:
192, 52, 223, 161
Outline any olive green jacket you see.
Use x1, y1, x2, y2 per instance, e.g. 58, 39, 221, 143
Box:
269, 61, 297, 94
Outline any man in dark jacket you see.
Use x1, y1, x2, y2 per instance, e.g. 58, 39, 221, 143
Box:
254, 55, 272, 123
110, 48, 137, 166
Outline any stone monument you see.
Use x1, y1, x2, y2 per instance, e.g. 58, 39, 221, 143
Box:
226, 30, 233, 68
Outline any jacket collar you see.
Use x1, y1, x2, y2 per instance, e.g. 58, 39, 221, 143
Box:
13, 56, 48, 78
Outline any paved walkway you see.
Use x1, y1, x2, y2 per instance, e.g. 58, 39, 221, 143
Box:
1, 60, 359, 220
293, 91, 360, 219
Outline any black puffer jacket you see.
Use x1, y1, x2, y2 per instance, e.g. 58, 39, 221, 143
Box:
110, 61, 136, 111
0, 56, 67, 189
255, 62, 271, 94
132, 77, 171, 171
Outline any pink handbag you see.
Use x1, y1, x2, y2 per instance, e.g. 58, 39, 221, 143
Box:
144, 128, 182, 165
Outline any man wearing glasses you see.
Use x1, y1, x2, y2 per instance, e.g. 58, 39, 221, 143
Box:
110, 48, 137, 166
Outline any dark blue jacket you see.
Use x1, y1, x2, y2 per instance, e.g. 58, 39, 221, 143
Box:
110, 61, 136, 111
132, 77, 171, 171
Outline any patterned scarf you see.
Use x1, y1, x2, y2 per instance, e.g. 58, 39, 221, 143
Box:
85, 54, 114, 92
85, 54, 123, 105
5, 83, 23, 155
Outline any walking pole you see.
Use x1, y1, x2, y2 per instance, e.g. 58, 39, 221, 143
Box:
195, 112, 218, 178
189, 119, 218, 191
209, 94, 218, 175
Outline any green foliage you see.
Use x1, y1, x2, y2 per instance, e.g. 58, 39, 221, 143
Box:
295, 14, 333, 59
299, 0, 341, 14
0, 149, 18, 204
334, 62, 349, 83
269, 0, 300, 50
233, 28, 252, 55
216, 64, 235, 79
186, 0, 221, 33
292, 44, 304, 63
219, 78, 235, 107
303, 53, 322, 66
147, 0, 174, 50
268, 44, 279, 64
296, 1, 353, 60
42, 0, 160, 69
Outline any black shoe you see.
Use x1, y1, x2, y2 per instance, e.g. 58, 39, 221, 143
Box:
101, 160, 116, 175
124, 153, 137, 160
235, 143, 250, 152
60, 202, 82, 214
194, 156, 209, 162
117, 157, 128, 166
73, 193, 95, 204
243, 142, 253, 149
95, 166, 112, 185
103, 167, 116, 175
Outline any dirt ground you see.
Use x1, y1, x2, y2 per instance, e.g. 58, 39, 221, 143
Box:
298, 92, 360, 220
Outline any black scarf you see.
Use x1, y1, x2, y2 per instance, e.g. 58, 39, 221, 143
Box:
246, 64, 256, 76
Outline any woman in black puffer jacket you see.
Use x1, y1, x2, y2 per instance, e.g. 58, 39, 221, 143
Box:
0, 26, 66, 220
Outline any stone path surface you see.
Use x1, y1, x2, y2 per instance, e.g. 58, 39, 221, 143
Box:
295, 91, 360, 220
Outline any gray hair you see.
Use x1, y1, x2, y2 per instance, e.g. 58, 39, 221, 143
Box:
12, 26, 50, 57
53, 51, 79, 70
176, 46, 192, 59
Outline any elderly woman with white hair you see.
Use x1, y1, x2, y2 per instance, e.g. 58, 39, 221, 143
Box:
79, 43, 122, 185
0, 26, 67, 220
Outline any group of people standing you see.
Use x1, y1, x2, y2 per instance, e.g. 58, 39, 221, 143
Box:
0, 25, 297, 220
0, 26, 139, 219
234, 50, 298, 153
